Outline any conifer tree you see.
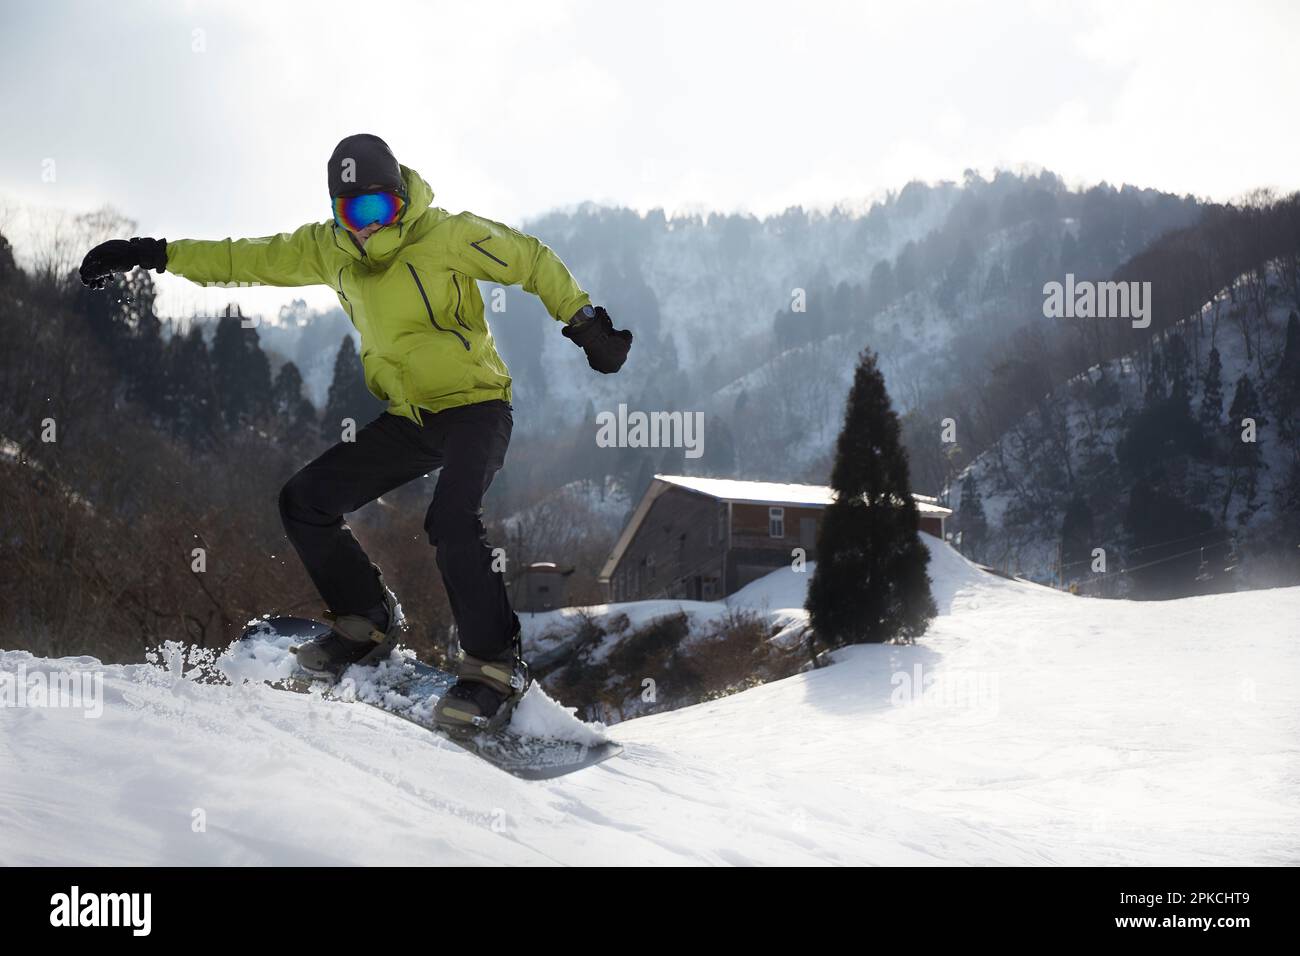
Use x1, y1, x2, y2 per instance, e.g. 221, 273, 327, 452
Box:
1226, 373, 1264, 510
211, 307, 272, 430
166, 325, 220, 448
1276, 311, 1300, 437
806, 349, 936, 645
958, 471, 987, 560
321, 335, 384, 440
1198, 346, 1224, 435
271, 361, 318, 437
1060, 495, 1094, 583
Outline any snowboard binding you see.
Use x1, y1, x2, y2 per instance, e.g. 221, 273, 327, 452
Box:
432, 627, 530, 737
291, 573, 403, 680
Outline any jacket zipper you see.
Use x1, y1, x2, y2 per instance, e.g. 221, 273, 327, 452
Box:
451, 275, 470, 330
337, 267, 356, 323
406, 263, 470, 351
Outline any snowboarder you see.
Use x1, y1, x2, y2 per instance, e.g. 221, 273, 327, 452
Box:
79, 133, 632, 733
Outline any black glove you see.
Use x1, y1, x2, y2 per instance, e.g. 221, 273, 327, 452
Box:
562, 305, 632, 374
79, 237, 168, 289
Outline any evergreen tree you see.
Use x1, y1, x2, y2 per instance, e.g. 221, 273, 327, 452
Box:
321, 335, 384, 440
210, 307, 272, 430
1060, 495, 1095, 583
937, 238, 975, 313
1165, 332, 1191, 409
1226, 373, 1264, 512
1274, 456, 1300, 580
698, 416, 736, 476
271, 361, 318, 437
865, 259, 895, 315
165, 325, 220, 448
1198, 346, 1224, 436
983, 261, 1007, 301
1276, 311, 1300, 437
612, 256, 663, 348
893, 241, 920, 296
1144, 345, 1166, 406
0, 231, 15, 282
126, 301, 167, 419
958, 471, 987, 560
806, 349, 936, 645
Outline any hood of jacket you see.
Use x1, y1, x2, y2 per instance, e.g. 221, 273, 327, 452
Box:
331, 163, 438, 266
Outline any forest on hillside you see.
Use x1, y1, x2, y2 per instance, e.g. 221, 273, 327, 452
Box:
2, 173, 1299, 665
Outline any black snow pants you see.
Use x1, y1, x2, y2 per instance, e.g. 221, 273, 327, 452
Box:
278, 399, 516, 660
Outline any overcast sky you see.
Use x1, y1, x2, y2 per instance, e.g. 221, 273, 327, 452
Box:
2, 0, 1298, 317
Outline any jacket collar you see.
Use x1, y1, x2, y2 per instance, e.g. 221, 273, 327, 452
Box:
331, 164, 435, 265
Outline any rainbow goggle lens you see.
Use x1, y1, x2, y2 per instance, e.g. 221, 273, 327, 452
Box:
332, 190, 406, 231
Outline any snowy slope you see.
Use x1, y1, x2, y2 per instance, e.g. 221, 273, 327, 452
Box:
953, 265, 1299, 582
1, 540, 1296, 865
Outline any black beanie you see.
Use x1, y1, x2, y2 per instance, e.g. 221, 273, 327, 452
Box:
328, 134, 403, 198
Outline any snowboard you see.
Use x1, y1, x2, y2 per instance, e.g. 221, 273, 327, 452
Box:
236, 616, 622, 780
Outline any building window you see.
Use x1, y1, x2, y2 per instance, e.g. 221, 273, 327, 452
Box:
718, 507, 727, 544
769, 506, 785, 538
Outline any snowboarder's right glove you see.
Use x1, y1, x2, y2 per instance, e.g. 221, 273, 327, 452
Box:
562, 305, 632, 374
79, 237, 168, 289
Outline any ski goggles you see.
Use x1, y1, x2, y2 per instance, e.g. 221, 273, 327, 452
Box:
332, 190, 406, 231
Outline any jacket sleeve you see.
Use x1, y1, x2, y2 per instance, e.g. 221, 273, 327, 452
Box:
439, 212, 591, 322
165, 222, 336, 287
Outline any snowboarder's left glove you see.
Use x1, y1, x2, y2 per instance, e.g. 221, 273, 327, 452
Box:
79, 237, 168, 289
562, 305, 632, 374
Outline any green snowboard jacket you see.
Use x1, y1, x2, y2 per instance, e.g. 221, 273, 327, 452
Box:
166, 165, 591, 423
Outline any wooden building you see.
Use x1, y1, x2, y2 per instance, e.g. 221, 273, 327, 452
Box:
599, 475, 951, 602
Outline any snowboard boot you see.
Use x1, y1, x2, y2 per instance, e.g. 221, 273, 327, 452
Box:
294, 574, 402, 680
432, 628, 530, 736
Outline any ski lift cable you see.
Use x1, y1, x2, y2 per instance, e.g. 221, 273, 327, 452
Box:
1119, 540, 1238, 575
1058, 531, 1232, 571
1124, 526, 1233, 557
1068, 537, 1239, 587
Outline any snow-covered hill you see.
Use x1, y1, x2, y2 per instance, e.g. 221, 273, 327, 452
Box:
2, 540, 1296, 865
953, 264, 1299, 587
